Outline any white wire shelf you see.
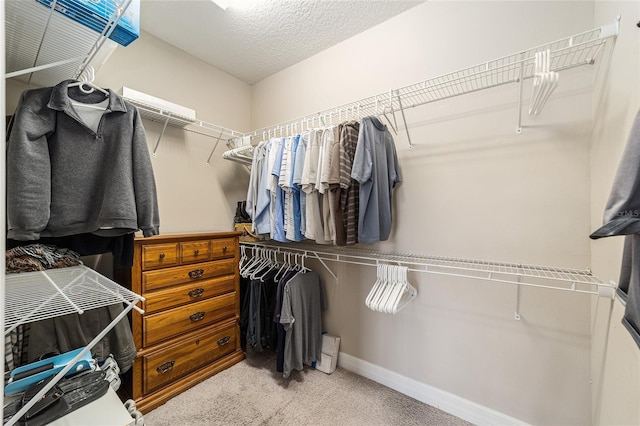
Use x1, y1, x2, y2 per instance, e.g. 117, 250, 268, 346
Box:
244, 19, 619, 145
125, 100, 245, 160
240, 241, 615, 298
4, 0, 131, 88
126, 100, 244, 139
117, 20, 618, 165
4, 265, 144, 335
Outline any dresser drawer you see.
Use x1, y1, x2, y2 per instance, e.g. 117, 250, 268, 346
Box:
180, 240, 211, 264
143, 320, 237, 394
143, 292, 237, 346
144, 274, 236, 314
142, 243, 179, 270
211, 238, 235, 259
142, 258, 236, 292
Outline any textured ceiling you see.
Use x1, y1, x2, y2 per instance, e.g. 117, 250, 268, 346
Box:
140, 0, 424, 85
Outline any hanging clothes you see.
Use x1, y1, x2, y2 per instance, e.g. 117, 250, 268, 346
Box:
324, 124, 345, 245
339, 120, 361, 246
255, 141, 274, 236
246, 116, 401, 245
246, 140, 268, 228
591, 109, 640, 348
292, 132, 308, 240
6, 80, 159, 373
351, 116, 402, 244
270, 138, 287, 242
7, 79, 160, 241
279, 270, 324, 378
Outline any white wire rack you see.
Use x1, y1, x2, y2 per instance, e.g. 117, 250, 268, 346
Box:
4, 265, 144, 335
123, 100, 245, 160
3, 265, 144, 426
4, 0, 132, 88
82, 19, 618, 166
240, 241, 616, 302
245, 18, 619, 147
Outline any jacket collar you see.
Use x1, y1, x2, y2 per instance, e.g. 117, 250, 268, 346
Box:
48, 79, 127, 113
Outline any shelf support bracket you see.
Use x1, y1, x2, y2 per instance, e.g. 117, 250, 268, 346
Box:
305, 250, 338, 283
152, 114, 171, 157
206, 129, 226, 166
516, 53, 526, 134
394, 90, 413, 149
382, 110, 398, 135
514, 276, 522, 320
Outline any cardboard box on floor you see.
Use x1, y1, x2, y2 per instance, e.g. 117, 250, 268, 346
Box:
315, 334, 340, 374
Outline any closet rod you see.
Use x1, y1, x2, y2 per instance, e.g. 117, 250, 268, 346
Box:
240, 242, 616, 299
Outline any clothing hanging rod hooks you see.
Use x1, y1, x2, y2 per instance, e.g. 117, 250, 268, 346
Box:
240, 242, 615, 298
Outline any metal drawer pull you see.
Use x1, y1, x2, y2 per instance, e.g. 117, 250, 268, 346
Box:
188, 288, 205, 298
194, 249, 199, 255
159, 253, 165, 259
189, 311, 205, 322
217, 336, 231, 346
188, 269, 204, 279
222, 246, 227, 252
156, 360, 175, 374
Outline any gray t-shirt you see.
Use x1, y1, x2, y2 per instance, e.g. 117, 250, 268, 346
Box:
351, 116, 402, 243
279, 270, 324, 378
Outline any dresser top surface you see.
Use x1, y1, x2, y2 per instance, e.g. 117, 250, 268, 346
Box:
135, 231, 242, 244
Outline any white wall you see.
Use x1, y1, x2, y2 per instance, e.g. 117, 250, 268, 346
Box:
252, 1, 606, 424
90, 31, 252, 234
91, 30, 252, 234
591, 2, 640, 425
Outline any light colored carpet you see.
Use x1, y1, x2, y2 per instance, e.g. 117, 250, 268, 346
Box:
143, 351, 472, 426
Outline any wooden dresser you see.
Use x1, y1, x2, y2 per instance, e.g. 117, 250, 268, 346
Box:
124, 232, 244, 413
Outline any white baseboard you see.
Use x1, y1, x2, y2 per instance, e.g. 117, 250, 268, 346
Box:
337, 352, 527, 426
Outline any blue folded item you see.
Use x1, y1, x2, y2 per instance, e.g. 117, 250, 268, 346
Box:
36, 0, 140, 47
5, 348, 95, 396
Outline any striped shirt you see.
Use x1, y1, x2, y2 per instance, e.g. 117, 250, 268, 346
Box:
339, 121, 360, 245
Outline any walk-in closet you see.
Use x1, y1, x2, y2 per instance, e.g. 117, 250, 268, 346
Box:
3, 1, 640, 425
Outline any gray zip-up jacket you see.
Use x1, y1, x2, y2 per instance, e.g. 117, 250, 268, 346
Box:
7, 80, 160, 240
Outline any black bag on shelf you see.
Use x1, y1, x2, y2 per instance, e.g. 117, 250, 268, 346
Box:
3, 370, 109, 426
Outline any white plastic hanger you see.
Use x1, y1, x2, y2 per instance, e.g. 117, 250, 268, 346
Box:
534, 50, 558, 115
529, 49, 558, 116
372, 264, 396, 312
68, 65, 109, 97
365, 264, 417, 314
365, 264, 385, 309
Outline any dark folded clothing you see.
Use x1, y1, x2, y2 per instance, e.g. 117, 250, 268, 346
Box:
5, 244, 82, 274
3, 370, 109, 426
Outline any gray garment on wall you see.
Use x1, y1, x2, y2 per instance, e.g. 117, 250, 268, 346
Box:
591, 109, 640, 239
614, 235, 640, 348
28, 304, 136, 373
350, 116, 402, 243
279, 270, 324, 378
591, 109, 640, 348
